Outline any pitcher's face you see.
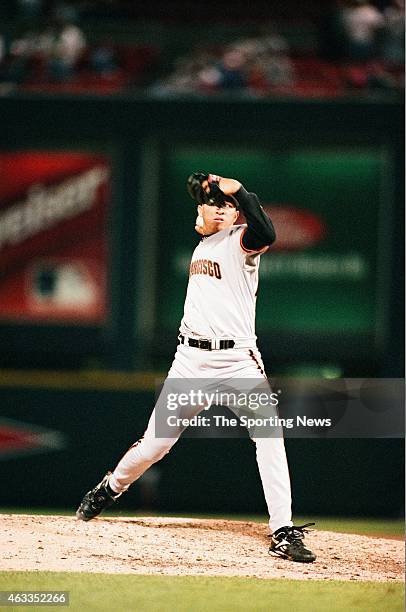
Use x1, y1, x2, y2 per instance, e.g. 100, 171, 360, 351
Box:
197, 202, 239, 234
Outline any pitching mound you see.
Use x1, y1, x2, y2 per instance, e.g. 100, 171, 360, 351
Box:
1, 515, 403, 581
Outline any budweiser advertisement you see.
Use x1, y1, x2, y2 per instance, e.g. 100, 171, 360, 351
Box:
0, 151, 111, 324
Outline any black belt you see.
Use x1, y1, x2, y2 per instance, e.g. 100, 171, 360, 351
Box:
178, 334, 235, 351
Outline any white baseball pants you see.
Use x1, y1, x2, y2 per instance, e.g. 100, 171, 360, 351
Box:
109, 343, 293, 533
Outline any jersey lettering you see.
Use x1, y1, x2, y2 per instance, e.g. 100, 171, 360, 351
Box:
190, 258, 222, 280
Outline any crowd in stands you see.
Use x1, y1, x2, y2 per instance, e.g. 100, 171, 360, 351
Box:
152, 0, 404, 97
0, 1, 159, 92
0, 0, 404, 97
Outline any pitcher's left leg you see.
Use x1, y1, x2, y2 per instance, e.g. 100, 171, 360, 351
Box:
250, 410, 316, 562
231, 349, 292, 532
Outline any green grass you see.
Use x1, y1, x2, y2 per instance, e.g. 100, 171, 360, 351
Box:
1, 508, 403, 537
292, 516, 404, 538
0, 572, 403, 612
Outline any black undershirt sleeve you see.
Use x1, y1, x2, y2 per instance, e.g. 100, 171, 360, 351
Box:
234, 186, 276, 251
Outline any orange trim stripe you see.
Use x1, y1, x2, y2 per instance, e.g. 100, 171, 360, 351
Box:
249, 349, 267, 378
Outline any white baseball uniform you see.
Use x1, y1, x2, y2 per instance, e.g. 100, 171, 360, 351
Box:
109, 222, 293, 533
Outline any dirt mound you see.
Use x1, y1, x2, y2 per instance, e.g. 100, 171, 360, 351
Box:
1, 515, 403, 581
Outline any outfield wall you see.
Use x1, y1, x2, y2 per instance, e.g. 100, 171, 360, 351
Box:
0, 94, 403, 376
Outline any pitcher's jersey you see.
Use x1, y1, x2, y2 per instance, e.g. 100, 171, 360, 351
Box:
179, 224, 268, 341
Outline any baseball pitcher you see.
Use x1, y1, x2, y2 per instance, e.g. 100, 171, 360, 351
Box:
76, 172, 316, 563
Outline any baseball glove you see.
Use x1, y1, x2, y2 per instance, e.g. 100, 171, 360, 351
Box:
187, 172, 227, 206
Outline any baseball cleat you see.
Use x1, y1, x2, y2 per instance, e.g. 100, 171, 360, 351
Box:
269, 523, 316, 563
76, 472, 122, 521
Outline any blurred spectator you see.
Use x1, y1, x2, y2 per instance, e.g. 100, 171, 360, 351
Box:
381, 0, 405, 65
341, 0, 384, 61
90, 39, 118, 75
217, 48, 248, 90
248, 35, 294, 93
46, 15, 87, 81
4, 29, 38, 83
151, 49, 218, 96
